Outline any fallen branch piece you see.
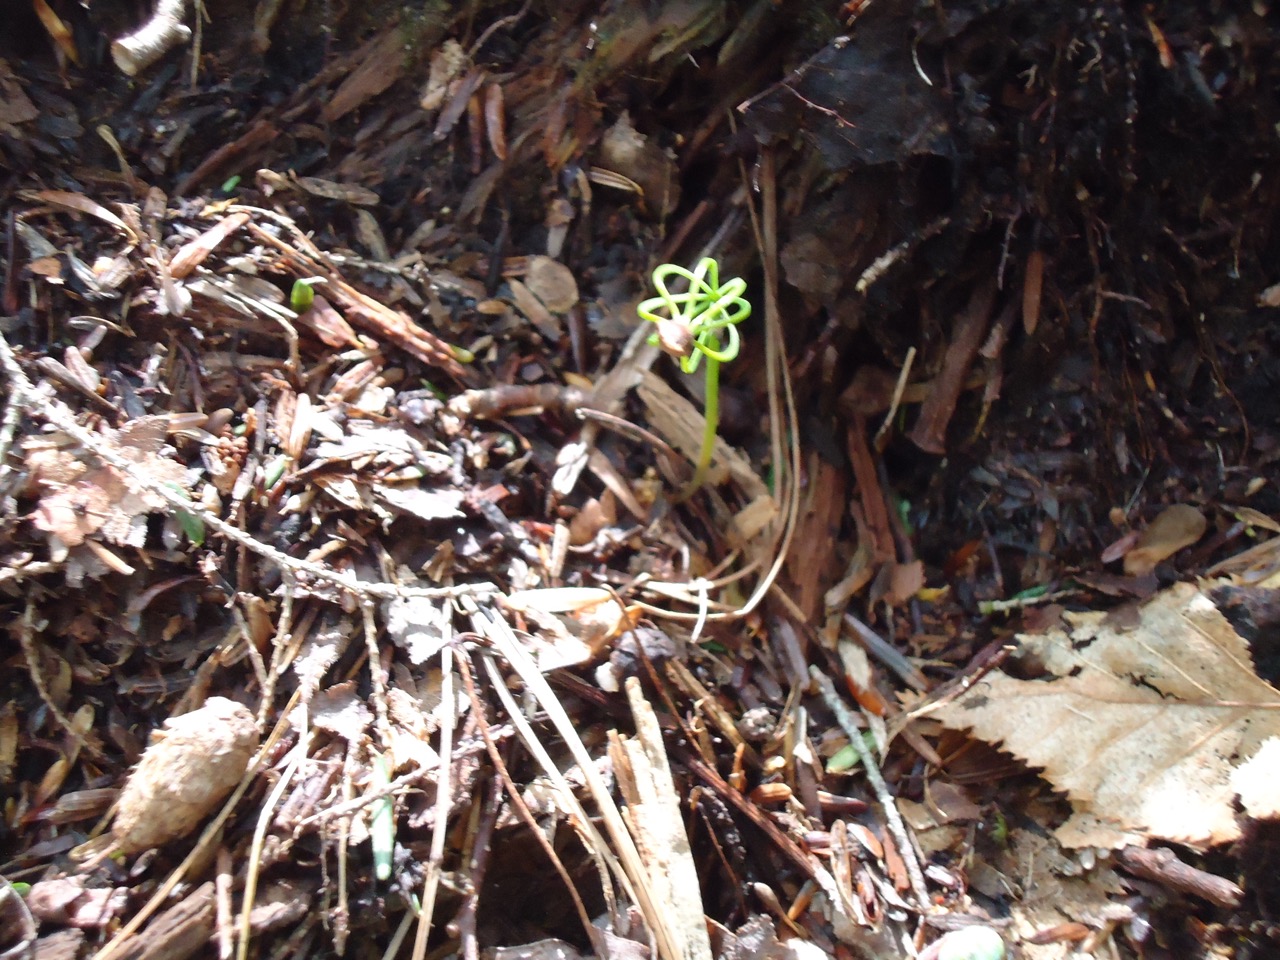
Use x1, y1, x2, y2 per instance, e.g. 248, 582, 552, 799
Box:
112, 0, 191, 77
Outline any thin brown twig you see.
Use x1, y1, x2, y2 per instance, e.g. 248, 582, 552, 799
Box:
19, 598, 100, 757
361, 600, 393, 751
467, 0, 533, 57
409, 643, 458, 960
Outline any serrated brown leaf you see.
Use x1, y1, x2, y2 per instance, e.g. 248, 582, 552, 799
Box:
310, 682, 372, 743
931, 581, 1280, 848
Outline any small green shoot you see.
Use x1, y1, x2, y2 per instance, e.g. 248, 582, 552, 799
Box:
175, 508, 205, 547
825, 731, 879, 774
289, 278, 315, 313
637, 257, 751, 498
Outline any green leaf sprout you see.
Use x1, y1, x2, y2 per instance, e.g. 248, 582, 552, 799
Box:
289, 278, 315, 313
637, 257, 751, 498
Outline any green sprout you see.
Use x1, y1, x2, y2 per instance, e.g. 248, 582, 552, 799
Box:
637, 257, 751, 498
289, 278, 316, 313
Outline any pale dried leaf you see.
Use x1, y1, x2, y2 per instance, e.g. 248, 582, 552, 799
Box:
314, 475, 376, 512
1231, 735, 1280, 820
510, 605, 595, 671
113, 698, 258, 854
29, 417, 191, 549
310, 682, 372, 743
376, 484, 464, 522
384, 596, 449, 664
386, 686, 441, 770
492, 941, 585, 960
419, 39, 467, 112
312, 422, 451, 474
931, 581, 1280, 847
505, 587, 618, 614
294, 617, 351, 702
1123, 504, 1207, 576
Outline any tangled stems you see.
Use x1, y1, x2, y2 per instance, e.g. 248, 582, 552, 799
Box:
637, 258, 751, 498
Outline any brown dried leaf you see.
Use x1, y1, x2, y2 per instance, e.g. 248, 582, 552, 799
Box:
0, 61, 38, 125
523, 256, 579, 313
508, 277, 562, 340
1123, 503, 1207, 575
296, 294, 365, 349
26, 878, 128, 929
168, 212, 251, 279
112, 697, 258, 854
932, 581, 1280, 847
0, 703, 16, 781
28, 417, 192, 549
24, 190, 134, 241
887, 560, 924, 606
322, 28, 406, 124
292, 176, 380, 206
310, 682, 372, 743
596, 113, 680, 218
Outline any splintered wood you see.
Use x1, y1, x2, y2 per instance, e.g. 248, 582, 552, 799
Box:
610, 679, 714, 960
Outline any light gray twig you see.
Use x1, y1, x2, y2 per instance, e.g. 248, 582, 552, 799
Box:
810, 666, 930, 910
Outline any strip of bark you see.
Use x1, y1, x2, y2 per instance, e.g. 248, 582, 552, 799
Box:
909, 277, 997, 454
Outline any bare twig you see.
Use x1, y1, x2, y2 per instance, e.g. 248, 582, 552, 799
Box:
810, 667, 930, 910
19, 599, 98, 756
361, 601, 393, 751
